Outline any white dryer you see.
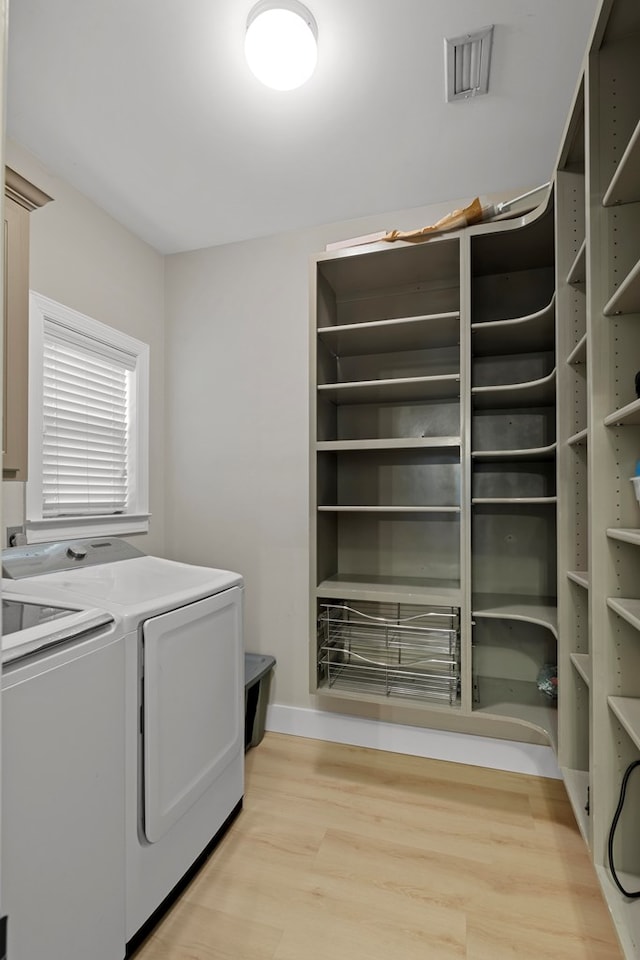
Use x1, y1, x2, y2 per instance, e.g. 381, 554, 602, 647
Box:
3, 538, 245, 950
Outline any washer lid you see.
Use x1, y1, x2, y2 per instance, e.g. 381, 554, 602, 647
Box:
5, 556, 243, 625
2, 595, 114, 665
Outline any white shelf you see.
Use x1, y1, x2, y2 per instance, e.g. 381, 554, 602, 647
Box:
570, 652, 592, 687
608, 696, 640, 752
317, 575, 462, 608
317, 505, 461, 513
561, 767, 590, 848
471, 297, 555, 355
603, 257, 640, 316
567, 428, 588, 447
472, 593, 558, 637
604, 397, 640, 427
567, 333, 587, 366
472, 497, 557, 505
318, 374, 460, 405
608, 597, 640, 633
472, 369, 556, 410
566, 239, 587, 285
317, 311, 460, 356
603, 117, 640, 206
567, 570, 590, 590
473, 676, 558, 748
471, 443, 557, 461
317, 437, 461, 451
608, 528, 640, 547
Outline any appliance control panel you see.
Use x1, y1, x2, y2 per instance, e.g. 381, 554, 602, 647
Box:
2, 537, 145, 579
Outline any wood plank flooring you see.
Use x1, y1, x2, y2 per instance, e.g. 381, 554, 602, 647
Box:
131, 733, 622, 960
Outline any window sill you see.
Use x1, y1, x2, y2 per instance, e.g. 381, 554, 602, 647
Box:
25, 514, 151, 544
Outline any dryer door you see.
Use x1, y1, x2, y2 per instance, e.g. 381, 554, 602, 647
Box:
142, 586, 243, 843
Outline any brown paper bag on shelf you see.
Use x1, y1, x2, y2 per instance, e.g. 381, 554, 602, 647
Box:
383, 197, 484, 243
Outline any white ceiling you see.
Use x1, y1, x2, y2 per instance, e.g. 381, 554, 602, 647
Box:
6, 0, 598, 255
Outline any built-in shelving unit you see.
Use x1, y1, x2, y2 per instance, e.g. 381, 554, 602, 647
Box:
555, 1, 640, 955
554, 60, 592, 866
310, 5, 640, 947
311, 236, 470, 711
311, 201, 561, 738
469, 200, 558, 739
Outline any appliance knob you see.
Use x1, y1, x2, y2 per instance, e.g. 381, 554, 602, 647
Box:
66, 546, 88, 561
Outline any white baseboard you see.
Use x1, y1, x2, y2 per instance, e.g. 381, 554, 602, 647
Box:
265, 703, 562, 779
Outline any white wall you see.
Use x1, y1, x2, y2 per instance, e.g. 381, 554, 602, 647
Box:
2, 140, 166, 556
163, 189, 538, 727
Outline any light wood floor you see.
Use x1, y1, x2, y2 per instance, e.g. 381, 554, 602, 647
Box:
132, 733, 622, 960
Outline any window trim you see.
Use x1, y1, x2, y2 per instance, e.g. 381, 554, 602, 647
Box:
26, 292, 150, 543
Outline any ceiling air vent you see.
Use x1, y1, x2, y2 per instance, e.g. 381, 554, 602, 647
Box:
445, 25, 493, 102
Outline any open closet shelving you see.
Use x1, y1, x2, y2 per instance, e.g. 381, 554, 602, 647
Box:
582, 1, 640, 954
310, 0, 640, 951
556, 69, 591, 850
311, 237, 467, 711
468, 201, 558, 746
310, 194, 560, 738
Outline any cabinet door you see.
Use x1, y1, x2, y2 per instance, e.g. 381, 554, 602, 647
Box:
3, 195, 30, 479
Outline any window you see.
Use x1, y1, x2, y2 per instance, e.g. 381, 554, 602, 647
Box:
26, 292, 150, 541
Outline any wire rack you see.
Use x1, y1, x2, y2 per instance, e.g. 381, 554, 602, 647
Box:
317, 601, 460, 704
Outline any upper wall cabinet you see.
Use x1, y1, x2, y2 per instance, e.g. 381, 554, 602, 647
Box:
3, 167, 52, 480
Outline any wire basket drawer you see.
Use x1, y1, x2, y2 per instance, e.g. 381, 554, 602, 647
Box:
317, 601, 460, 704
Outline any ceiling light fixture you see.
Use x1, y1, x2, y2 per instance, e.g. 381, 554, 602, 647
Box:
245, 1, 318, 91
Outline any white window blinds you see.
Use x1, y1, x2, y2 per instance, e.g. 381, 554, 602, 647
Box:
42, 319, 136, 518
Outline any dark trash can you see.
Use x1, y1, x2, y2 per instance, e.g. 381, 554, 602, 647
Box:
244, 653, 275, 750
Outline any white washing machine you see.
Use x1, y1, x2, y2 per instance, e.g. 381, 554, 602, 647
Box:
3, 538, 245, 951
1, 590, 126, 960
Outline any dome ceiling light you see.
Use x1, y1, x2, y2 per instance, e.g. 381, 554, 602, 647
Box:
245, 1, 318, 91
